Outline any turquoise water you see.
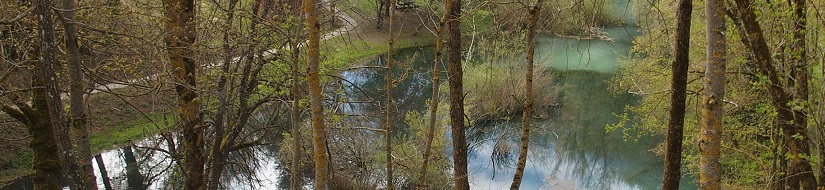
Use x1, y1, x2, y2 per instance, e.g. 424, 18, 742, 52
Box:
464, 27, 697, 189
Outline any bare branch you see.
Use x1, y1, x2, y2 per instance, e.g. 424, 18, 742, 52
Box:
0, 6, 34, 25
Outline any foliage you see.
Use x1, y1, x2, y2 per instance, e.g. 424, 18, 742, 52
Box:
611, 0, 825, 187
389, 107, 453, 189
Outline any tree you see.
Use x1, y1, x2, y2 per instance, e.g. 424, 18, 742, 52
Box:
510, 0, 542, 189
385, 0, 397, 188
445, 0, 470, 189
3, 1, 95, 189
205, 0, 237, 189
730, 0, 818, 188
661, 0, 692, 188
95, 154, 114, 190
197, 1, 302, 188
304, 0, 331, 189
376, 0, 390, 28
27, 0, 66, 188
787, 0, 818, 188
290, 3, 305, 189
700, 0, 725, 188
417, 1, 451, 188
58, 0, 97, 188
161, 0, 204, 189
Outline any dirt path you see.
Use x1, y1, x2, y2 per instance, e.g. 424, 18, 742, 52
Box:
85, 8, 358, 96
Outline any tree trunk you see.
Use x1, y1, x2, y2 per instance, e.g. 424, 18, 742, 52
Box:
700, 0, 725, 188
304, 0, 331, 189
95, 154, 114, 190
732, 0, 818, 188
161, 0, 204, 189
662, 0, 692, 188
59, 0, 97, 188
29, 1, 66, 190
417, 2, 450, 188
446, 0, 469, 189
385, 0, 396, 188
820, 56, 825, 189
291, 10, 304, 190
376, 0, 386, 28
788, 0, 818, 188
34, 0, 87, 189
510, 1, 542, 189
820, 54, 825, 189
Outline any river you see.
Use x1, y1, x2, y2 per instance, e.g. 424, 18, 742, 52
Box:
75, 25, 696, 189
7, 2, 701, 189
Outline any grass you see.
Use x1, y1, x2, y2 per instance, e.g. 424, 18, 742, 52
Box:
461, 64, 558, 122
90, 113, 172, 154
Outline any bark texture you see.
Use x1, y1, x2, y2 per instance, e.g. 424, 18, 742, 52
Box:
59, 0, 97, 188
700, 0, 725, 188
788, 0, 817, 188
161, 0, 204, 189
446, 0, 470, 189
662, 0, 692, 188
304, 0, 331, 189
29, 1, 65, 189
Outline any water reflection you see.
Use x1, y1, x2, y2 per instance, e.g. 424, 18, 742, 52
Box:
69, 28, 698, 190
122, 145, 146, 190
466, 28, 697, 189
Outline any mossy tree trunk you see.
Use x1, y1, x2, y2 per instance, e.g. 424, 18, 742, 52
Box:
304, 0, 331, 189
788, 0, 818, 188
662, 0, 692, 188
1, 1, 74, 189
510, 0, 542, 189
34, 0, 87, 189
161, 0, 204, 189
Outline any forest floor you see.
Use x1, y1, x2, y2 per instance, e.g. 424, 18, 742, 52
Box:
0, 5, 437, 187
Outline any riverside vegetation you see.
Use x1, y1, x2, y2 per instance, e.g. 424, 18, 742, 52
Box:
2, 0, 824, 189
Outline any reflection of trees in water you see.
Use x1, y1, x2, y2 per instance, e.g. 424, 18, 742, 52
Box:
106, 105, 289, 189
548, 71, 659, 189
123, 145, 145, 190
297, 47, 448, 188
467, 71, 660, 189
